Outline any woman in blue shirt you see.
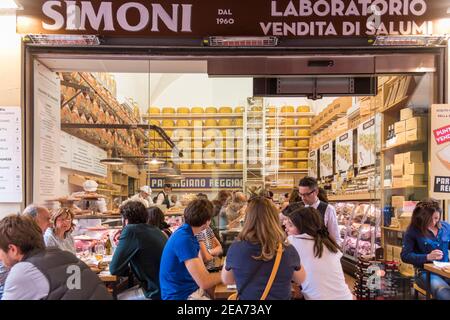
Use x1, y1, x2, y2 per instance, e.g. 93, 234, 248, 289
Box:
401, 199, 450, 300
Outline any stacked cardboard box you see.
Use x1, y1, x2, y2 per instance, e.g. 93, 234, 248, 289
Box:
400, 107, 426, 143
392, 151, 424, 187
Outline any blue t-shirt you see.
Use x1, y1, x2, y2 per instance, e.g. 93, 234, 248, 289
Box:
225, 241, 301, 300
159, 223, 200, 300
401, 221, 450, 269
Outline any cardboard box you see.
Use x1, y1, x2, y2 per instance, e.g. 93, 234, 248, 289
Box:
403, 174, 424, 186
406, 128, 425, 142
405, 117, 424, 131
404, 162, 425, 175
392, 164, 404, 177
392, 196, 405, 208
400, 108, 414, 120
396, 131, 406, 145
403, 151, 423, 164
393, 177, 404, 188
394, 153, 405, 165
394, 121, 406, 134
392, 246, 402, 262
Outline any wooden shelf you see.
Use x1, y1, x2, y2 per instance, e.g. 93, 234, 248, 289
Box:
383, 185, 427, 190
277, 169, 308, 173
144, 113, 243, 119
266, 125, 311, 129
267, 136, 310, 139
279, 158, 308, 161
381, 140, 426, 152
266, 112, 315, 117
328, 193, 380, 202
382, 226, 406, 232
158, 126, 242, 130
381, 96, 410, 113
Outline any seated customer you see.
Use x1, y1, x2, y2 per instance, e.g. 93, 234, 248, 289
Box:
0, 215, 111, 300
196, 226, 223, 271
44, 208, 76, 254
110, 201, 167, 300
221, 197, 306, 300
159, 199, 222, 300
147, 206, 172, 239
401, 199, 450, 300
285, 207, 353, 300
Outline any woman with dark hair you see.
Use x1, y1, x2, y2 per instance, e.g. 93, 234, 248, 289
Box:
285, 207, 352, 300
289, 188, 302, 204
401, 199, 450, 300
147, 207, 172, 238
317, 187, 328, 203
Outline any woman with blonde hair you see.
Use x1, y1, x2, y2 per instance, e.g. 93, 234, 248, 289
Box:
44, 207, 76, 254
221, 197, 306, 300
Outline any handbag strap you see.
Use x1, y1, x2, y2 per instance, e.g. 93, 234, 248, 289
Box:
260, 243, 283, 300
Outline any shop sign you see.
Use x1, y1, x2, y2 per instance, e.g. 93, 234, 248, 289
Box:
149, 177, 243, 189
308, 149, 318, 178
0, 107, 22, 203
335, 130, 353, 172
320, 142, 333, 178
430, 104, 450, 199
357, 115, 380, 168
16, 0, 450, 38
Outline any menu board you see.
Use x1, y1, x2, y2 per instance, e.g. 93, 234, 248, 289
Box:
431, 104, 450, 199
335, 130, 353, 172
320, 142, 333, 178
60, 131, 107, 177
0, 107, 22, 202
357, 115, 380, 168
308, 150, 318, 178
33, 61, 61, 203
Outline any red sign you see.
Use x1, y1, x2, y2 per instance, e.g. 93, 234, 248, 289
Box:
433, 124, 450, 145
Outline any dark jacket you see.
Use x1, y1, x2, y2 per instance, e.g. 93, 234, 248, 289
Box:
109, 224, 167, 299
24, 248, 112, 300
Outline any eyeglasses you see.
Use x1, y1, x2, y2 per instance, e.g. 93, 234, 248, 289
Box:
299, 189, 316, 197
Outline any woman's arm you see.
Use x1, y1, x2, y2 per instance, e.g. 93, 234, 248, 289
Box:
198, 241, 214, 263
292, 264, 306, 285
221, 260, 236, 285
400, 230, 428, 267
209, 237, 223, 257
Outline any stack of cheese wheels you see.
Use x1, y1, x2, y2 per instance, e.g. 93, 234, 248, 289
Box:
148, 107, 160, 114
281, 105, 295, 113
297, 151, 309, 158
234, 117, 243, 126
218, 107, 233, 127
283, 140, 297, 148
148, 119, 160, 126
268, 106, 277, 114
284, 118, 296, 125
191, 107, 204, 127
267, 117, 277, 126
283, 151, 296, 159
177, 119, 190, 127
283, 129, 295, 137
219, 106, 232, 114
177, 107, 190, 114
297, 118, 310, 125
234, 106, 244, 113
206, 106, 217, 113
297, 161, 308, 169
251, 105, 263, 112
281, 161, 295, 169
162, 107, 175, 114
297, 105, 310, 112
218, 118, 232, 126
297, 139, 309, 148
205, 119, 217, 126
191, 107, 204, 114
297, 129, 311, 137
162, 119, 175, 127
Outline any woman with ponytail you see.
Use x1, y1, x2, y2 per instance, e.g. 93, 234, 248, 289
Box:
284, 207, 353, 300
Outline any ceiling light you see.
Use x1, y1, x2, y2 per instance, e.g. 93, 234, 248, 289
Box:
100, 145, 124, 165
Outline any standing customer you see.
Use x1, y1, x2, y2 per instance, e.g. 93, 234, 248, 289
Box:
44, 208, 76, 254
0, 215, 111, 300
110, 201, 167, 300
298, 177, 341, 246
159, 199, 222, 300
401, 199, 450, 300
285, 207, 352, 300
221, 197, 306, 300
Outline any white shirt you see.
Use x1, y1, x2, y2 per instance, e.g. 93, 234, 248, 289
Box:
305, 199, 341, 246
2, 262, 49, 300
288, 234, 353, 300
44, 229, 76, 255
156, 192, 172, 207
130, 193, 153, 208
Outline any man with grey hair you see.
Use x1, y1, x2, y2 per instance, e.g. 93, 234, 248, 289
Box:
0, 204, 51, 299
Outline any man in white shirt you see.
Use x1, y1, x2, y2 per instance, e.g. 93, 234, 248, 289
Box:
298, 176, 341, 246
130, 185, 153, 208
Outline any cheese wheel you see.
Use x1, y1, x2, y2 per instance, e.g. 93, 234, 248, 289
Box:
191, 107, 204, 113
148, 107, 160, 114
190, 163, 203, 170
179, 164, 190, 170
177, 107, 190, 114
284, 118, 296, 125
234, 106, 244, 113
219, 119, 232, 126
298, 129, 311, 137
283, 151, 296, 159
267, 118, 277, 126
177, 119, 190, 127
162, 107, 175, 114
268, 106, 277, 114
205, 107, 217, 113
283, 129, 295, 137
297, 151, 309, 158
219, 106, 233, 114
298, 118, 310, 125
251, 105, 263, 112
281, 106, 295, 113
234, 118, 243, 126
297, 105, 310, 112
297, 140, 309, 148
281, 161, 295, 169
205, 119, 217, 126
283, 140, 297, 148
297, 161, 308, 169
162, 119, 175, 127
